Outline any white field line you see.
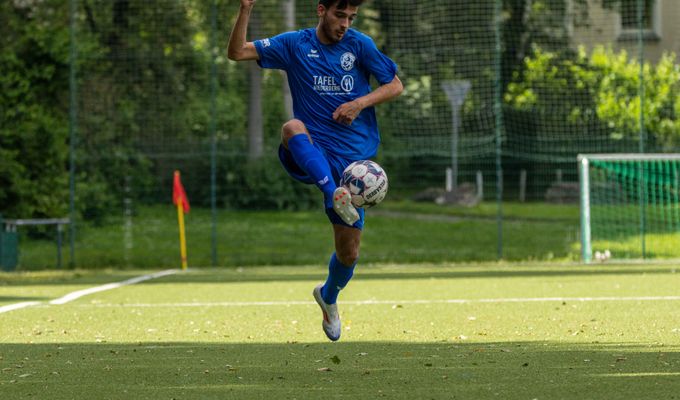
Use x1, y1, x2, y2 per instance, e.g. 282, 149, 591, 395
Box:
77, 295, 680, 308
50, 269, 179, 305
0, 269, 179, 314
0, 301, 42, 314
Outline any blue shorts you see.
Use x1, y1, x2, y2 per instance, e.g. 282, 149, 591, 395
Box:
278, 144, 365, 229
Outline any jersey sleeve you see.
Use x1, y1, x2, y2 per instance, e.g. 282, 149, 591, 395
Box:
361, 37, 398, 85
253, 31, 297, 71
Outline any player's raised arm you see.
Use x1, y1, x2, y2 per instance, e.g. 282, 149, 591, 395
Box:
227, 0, 260, 61
332, 75, 403, 125
360, 75, 404, 108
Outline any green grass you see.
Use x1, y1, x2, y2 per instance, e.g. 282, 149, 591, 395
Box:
588, 203, 680, 258
13, 200, 680, 270
1, 263, 680, 399
380, 200, 580, 221
593, 231, 680, 259
16, 201, 583, 270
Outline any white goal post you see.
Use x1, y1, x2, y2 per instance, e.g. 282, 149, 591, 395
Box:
578, 153, 680, 263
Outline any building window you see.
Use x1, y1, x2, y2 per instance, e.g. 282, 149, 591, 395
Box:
618, 0, 660, 41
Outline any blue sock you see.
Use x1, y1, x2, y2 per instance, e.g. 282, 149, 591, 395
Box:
287, 134, 336, 208
321, 253, 356, 304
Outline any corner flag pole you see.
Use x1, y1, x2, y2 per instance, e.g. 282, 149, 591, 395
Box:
173, 171, 190, 270
176, 200, 188, 270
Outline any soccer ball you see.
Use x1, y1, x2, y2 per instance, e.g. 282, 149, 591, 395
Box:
340, 160, 388, 208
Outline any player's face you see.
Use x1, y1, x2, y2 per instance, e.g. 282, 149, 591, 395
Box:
317, 3, 358, 44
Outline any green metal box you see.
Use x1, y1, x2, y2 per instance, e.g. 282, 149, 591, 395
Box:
0, 231, 18, 271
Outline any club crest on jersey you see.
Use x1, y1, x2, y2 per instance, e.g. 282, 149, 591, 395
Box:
340, 52, 356, 71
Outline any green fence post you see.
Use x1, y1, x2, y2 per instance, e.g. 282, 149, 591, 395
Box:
494, 0, 504, 260
57, 223, 64, 269
637, 0, 647, 259
68, 0, 78, 268
209, 0, 218, 267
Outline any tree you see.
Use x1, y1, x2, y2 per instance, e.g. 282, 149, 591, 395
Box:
247, 9, 264, 161
0, 0, 70, 218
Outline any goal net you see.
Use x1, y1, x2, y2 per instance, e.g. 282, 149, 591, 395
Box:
579, 154, 680, 262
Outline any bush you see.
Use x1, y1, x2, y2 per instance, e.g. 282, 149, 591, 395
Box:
225, 155, 319, 211
505, 46, 680, 152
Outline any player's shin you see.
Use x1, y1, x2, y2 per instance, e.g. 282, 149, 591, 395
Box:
321, 253, 356, 304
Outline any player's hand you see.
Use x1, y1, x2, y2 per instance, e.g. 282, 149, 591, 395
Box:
333, 101, 363, 126
240, 0, 255, 9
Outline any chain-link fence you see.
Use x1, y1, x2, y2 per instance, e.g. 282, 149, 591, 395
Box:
2, 0, 679, 268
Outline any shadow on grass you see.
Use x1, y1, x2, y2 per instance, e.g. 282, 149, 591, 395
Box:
0, 341, 678, 400
0, 270, 161, 287
155, 266, 679, 285
1, 265, 678, 287
0, 296, 48, 302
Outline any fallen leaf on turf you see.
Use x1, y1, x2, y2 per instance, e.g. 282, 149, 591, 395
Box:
317, 367, 332, 372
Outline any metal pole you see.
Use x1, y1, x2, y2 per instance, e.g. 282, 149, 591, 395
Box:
68, 0, 78, 268
451, 108, 459, 190
0, 214, 3, 269
637, 0, 647, 259
494, 0, 504, 259
441, 81, 471, 193
57, 224, 63, 269
476, 170, 484, 200
579, 156, 592, 263
210, 0, 218, 267
282, 0, 295, 118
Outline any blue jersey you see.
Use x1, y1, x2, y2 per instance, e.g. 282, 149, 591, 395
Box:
254, 28, 397, 160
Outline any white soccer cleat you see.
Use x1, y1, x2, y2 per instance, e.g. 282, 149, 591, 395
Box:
332, 187, 359, 226
313, 283, 341, 341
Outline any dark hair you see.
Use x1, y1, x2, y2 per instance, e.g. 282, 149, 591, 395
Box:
318, 0, 364, 10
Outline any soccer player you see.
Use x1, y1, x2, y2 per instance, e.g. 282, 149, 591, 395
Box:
228, 0, 403, 341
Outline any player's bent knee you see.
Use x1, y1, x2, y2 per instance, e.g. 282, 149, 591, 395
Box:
281, 119, 307, 138
281, 120, 310, 148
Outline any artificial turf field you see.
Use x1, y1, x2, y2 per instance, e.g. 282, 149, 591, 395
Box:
1, 263, 679, 399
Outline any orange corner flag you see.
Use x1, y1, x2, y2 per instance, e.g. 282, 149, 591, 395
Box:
173, 171, 190, 213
